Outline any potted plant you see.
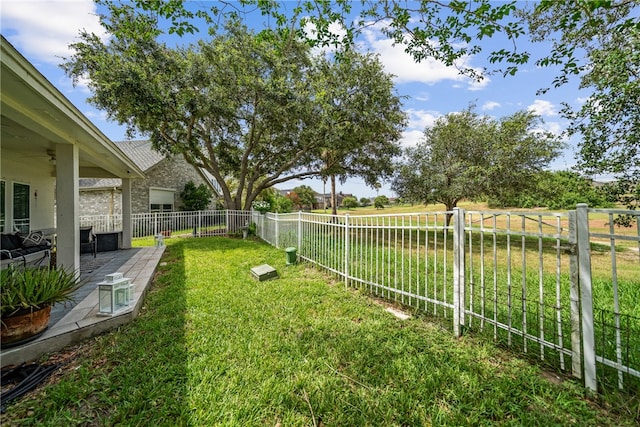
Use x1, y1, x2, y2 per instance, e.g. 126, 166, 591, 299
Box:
1, 266, 81, 348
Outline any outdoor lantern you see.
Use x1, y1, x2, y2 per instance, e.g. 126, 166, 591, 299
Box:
97, 272, 133, 316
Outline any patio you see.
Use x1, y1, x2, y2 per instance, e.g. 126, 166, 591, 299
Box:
1, 246, 165, 368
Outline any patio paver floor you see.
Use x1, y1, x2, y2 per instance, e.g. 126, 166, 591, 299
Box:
1, 246, 165, 368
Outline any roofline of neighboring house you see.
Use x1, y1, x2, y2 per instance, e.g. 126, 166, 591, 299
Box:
78, 156, 221, 197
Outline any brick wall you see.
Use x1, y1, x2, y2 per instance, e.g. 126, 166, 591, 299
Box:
79, 155, 217, 215
79, 188, 121, 216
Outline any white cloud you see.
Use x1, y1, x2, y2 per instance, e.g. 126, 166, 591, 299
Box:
527, 99, 558, 117
545, 121, 564, 136
482, 101, 501, 111
359, 25, 488, 91
532, 121, 565, 137
400, 129, 424, 147
1, 0, 105, 65
84, 110, 108, 121
406, 109, 440, 130
304, 19, 348, 56
414, 92, 430, 102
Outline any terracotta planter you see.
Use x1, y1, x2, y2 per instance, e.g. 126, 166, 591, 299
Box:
1, 305, 51, 348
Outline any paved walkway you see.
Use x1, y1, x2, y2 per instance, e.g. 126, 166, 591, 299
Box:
1, 246, 165, 368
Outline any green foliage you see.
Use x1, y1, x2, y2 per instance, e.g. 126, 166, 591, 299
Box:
97, 0, 528, 79
1, 267, 80, 317
64, 12, 405, 212
88, 1, 639, 211
311, 50, 407, 188
526, 1, 640, 209
272, 194, 293, 213
309, 49, 407, 215
289, 185, 316, 210
259, 189, 293, 213
599, 180, 639, 227
179, 180, 213, 211
374, 195, 389, 209
341, 196, 358, 210
359, 197, 371, 207
247, 222, 257, 237
392, 106, 563, 215
489, 170, 615, 210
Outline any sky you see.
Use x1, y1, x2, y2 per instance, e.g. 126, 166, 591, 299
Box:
1, 0, 589, 199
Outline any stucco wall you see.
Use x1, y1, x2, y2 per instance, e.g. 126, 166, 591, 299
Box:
80, 155, 217, 215
1, 150, 56, 231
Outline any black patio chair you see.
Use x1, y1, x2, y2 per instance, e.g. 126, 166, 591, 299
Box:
80, 226, 97, 258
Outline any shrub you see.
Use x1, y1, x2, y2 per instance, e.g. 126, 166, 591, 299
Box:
180, 181, 214, 211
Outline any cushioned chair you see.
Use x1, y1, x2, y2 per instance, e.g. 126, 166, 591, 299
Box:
80, 226, 97, 258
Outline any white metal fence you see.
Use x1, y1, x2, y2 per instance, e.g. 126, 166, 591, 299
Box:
80, 205, 639, 392
80, 210, 253, 238
253, 205, 639, 393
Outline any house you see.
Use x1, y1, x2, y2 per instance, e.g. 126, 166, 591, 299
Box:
1, 36, 144, 272
79, 140, 220, 215
313, 193, 331, 210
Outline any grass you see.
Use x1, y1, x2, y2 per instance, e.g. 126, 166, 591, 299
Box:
138, 206, 639, 390
2, 237, 638, 425
292, 223, 639, 388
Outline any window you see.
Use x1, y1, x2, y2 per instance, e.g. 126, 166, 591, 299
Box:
13, 182, 30, 233
150, 203, 174, 213
149, 188, 174, 213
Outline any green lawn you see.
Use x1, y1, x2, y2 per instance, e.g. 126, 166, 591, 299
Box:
3, 237, 637, 426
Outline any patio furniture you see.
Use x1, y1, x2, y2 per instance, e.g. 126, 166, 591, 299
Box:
80, 226, 97, 258
1, 231, 51, 269
95, 231, 122, 253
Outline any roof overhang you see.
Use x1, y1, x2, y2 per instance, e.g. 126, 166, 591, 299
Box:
0, 35, 144, 179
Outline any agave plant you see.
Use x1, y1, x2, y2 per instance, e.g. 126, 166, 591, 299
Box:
1, 266, 81, 318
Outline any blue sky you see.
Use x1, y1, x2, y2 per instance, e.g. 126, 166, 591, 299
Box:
1, 0, 588, 199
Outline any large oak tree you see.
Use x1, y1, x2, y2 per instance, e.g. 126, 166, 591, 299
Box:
392, 107, 564, 224
64, 7, 405, 210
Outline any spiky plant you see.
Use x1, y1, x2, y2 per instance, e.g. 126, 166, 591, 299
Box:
1, 266, 81, 317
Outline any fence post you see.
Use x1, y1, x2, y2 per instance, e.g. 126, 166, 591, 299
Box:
197, 211, 202, 237
225, 210, 230, 236
568, 210, 583, 379
577, 203, 597, 392
275, 212, 279, 248
153, 212, 158, 237
259, 212, 264, 240
298, 211, 302, 255
453, 208, 466, 337
344, 214, 350, 289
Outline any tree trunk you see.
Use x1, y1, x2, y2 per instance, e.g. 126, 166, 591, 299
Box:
323, 178, 327, 212
444, 200, 457, 227
331, 175, 338, 217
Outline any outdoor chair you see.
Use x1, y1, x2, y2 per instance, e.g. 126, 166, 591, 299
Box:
80, 226, 97, 258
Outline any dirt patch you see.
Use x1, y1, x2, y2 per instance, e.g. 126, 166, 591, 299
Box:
369, 296, 412, 320
540, 369, 567, 386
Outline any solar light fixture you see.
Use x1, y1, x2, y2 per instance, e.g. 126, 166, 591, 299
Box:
97, 272, 134, 316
